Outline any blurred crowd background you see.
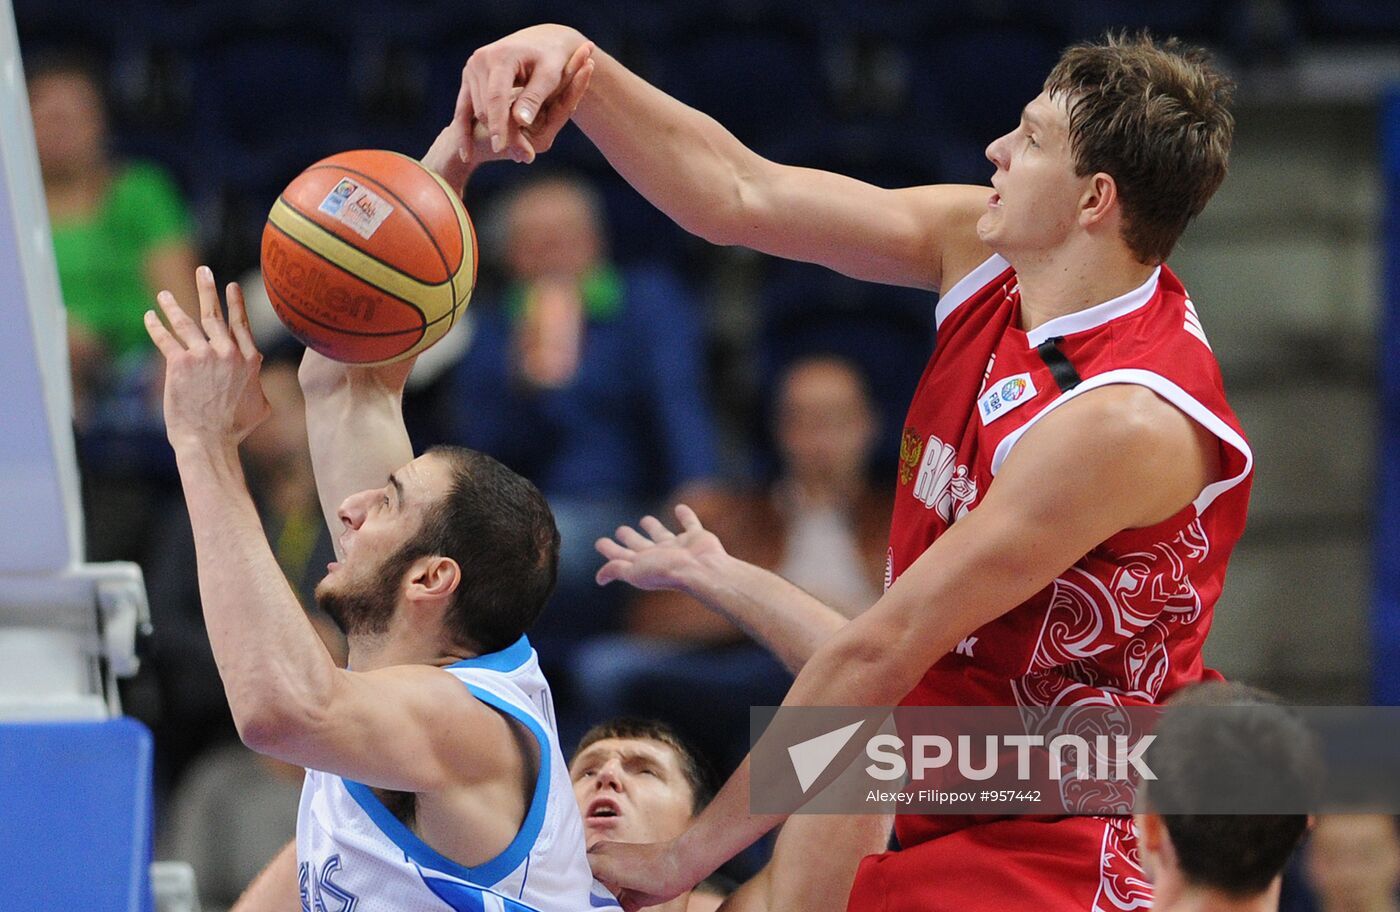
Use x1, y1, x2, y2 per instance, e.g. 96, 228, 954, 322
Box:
14, 0, 1400, 909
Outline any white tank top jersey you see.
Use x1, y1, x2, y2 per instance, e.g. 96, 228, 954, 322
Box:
296, 636, 622, 912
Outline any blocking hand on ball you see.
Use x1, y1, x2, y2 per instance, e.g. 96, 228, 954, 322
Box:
145, 266, 270, 451
595, 505, 730, 595
455, 25, 596, 164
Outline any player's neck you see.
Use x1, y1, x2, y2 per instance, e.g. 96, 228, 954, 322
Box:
1154, 874, 1281, 912
346, 628, 471, 672
1008, 242, 1157, 334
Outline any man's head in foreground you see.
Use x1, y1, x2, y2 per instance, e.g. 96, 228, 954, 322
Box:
570, 718, 714, 848
1137, 682, 1318, 910
315, 445, 560, 656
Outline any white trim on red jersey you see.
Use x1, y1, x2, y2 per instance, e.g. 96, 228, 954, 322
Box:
987, 367, 1254, 514
1023, 267, 1161, 347
936, 254, 1011, 329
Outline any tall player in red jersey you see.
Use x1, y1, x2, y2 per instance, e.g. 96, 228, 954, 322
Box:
457, 27, 1242, 912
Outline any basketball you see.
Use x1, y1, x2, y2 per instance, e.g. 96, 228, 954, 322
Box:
260, 149, 477, 365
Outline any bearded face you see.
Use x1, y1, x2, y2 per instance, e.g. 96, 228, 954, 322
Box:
315, 546, 415, 638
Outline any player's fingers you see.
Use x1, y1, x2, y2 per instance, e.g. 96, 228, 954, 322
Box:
639, 515, 675, 541
467, 70, 490, 158
143, 308, 185, 359
674, 503, 704, 533
513, 46, 576, 129
483, 58, 518, 154
225, 282, 260, 359
195, 266, 234, 348
595, 559, 631, 587
454, 65, 476, 159
595, 538, 635, 562
556, 55, 594, 118
614, 525, 652, 551
156, 288, 209, 350
564, 41, 594, 81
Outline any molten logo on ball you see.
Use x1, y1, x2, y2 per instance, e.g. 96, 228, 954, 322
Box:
264, 236, 379, 324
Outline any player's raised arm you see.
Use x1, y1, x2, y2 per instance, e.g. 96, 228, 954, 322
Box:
148, 271, 519, 795
461, 26, 992, 292
596, 506, 849, 674
299, 351, 416, 558
590, 384, 1220, 905
300, 84, 595, 549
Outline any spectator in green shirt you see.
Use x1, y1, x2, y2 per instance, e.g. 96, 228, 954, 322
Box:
28, 52, 199, 410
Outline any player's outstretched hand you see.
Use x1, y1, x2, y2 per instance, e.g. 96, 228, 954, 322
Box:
456, 25, 595, 164
595, 505, 729, 594
145, 266, 270, 451
588, 838, 695, 912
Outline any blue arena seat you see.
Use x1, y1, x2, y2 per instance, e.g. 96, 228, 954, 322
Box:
0, 718, 154, 911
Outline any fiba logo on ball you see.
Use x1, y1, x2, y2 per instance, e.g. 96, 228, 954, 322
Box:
261, 149, 478, 366
1000, 377, 1029, 402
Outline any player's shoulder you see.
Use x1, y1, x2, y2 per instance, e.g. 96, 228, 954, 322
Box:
1031, 382, 1200, 459
363, 663, 516, 731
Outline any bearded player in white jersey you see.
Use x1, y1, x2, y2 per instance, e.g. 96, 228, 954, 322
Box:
152, 57, 618, 912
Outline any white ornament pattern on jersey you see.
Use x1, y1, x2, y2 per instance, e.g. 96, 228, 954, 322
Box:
1023, 520, 1211, 701
1094, 818, 1154, 912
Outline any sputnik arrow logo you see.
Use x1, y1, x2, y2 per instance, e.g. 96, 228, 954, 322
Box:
787, 720, 865, 793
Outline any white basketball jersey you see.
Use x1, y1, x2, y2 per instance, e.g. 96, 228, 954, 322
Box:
296, 636, 622, 912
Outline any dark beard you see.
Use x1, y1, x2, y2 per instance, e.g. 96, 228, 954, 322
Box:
316, 554, 405, 637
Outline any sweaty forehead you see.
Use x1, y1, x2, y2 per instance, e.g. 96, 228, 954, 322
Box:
399, 453, 453, 501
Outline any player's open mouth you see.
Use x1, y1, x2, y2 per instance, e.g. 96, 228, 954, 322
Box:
586, 797, 622, 819
988, 193, 1001, 208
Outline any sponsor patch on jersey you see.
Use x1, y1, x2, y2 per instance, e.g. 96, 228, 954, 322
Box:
977, 372, 1037, 425
318, 176, 394, 239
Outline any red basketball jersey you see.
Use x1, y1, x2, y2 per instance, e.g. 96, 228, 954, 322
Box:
886, 254, 1253, 853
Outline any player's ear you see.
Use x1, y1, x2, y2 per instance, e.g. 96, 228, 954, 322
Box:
407, 555, 461, 601
1078, 171, 1117, 228
1135, 811, 1164, 854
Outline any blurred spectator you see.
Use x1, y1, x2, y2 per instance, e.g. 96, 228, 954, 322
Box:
139, 346, 341, 791
441, 173, 720, 673
1306, 815, 1400, 912
28, 50, 198, 407
569, 355, 890, 769
158, 745, 305, 912
29, 50, 201, 565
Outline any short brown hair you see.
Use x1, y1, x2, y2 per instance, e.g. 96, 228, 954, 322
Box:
1044, 32, 1235, 264
573, 718, 715, 815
